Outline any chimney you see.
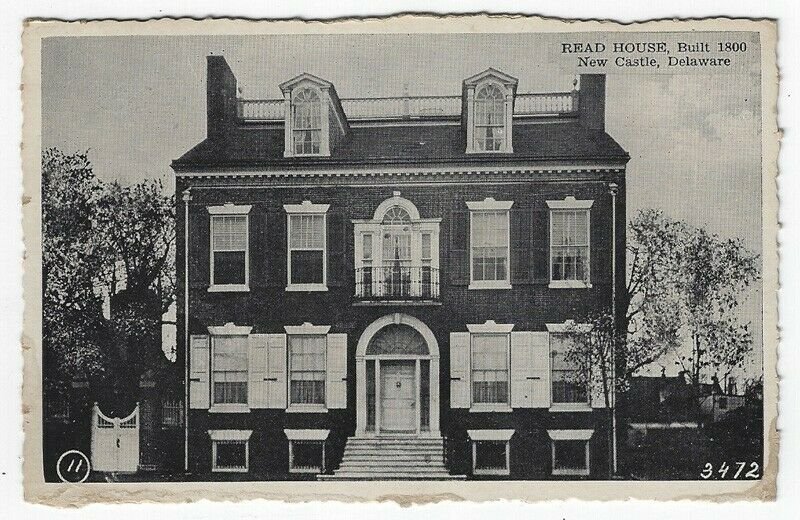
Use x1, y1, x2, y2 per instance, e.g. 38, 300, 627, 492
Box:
578, 74, 606, 131
206, 55, 238, 140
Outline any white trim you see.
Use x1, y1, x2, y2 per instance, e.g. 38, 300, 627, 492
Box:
373, 193, 421, 221
208, 429, 252, 442
356, 313, 440, 358
286, 210, 328, 289
286, 283, 329, 292
545, 321, 592, 334
549, 280, 592, 289
548, 429, 594, 441
284, 323, 332, 335
471, 437, 512, 476
210, 212, 250, 290
210, 433, 251, 473
207, 323, 253, 336
468, 202, 512, 288
549, 403, 593, 413
467, 429, 515, 441
466, 198, 514, 211
207, 203, 252, 215
208, 284, 250, 293
176, 164, 627, 179
628, 422, 700, 430
467, 320, 514, 334
287, 438, 327, 474
284, 429, 330, 441
546, 197, 594, 210
283, 200, 330, 214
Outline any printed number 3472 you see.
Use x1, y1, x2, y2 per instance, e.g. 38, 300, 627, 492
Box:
701, 462, 760, 479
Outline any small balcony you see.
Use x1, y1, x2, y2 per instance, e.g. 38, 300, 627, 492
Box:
355, 265, 440, 302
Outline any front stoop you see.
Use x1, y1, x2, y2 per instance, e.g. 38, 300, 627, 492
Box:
318, 436, 466, 481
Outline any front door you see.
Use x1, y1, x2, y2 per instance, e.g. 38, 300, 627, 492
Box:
380, 361, 416, 433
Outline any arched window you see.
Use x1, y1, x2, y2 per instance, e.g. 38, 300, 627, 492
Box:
474, 84, 506, 152
292, 88, 322, 155
382, 206, 411, 225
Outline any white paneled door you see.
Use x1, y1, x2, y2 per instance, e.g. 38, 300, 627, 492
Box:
380, 361, 416, 433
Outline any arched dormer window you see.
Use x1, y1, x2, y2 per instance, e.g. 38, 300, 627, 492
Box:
292, 88, 322, 155
474, 84, 506, 152
463, 69, 517, 154
353, 193, 441, 301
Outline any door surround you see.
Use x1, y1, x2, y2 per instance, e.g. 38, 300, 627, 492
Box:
355, 313, 440, 437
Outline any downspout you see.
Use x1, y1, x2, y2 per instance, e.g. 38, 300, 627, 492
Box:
608, 182, 619, 476
182, 188, 192, 473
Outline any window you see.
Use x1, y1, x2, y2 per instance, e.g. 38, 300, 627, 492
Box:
292, 88, 322, 155
468, 430, 514, 476
550, 209, 589, 284
212, 336, 248, 406
552, 440, 590, 476
550, 334, 588, 406
161, 399, 183, 427
210, 429, 252, 472
289, 441, 325, 473
467, 199, 513, 289
285, 202, 329, 291
471, 334, 510, 407
289, 335, 326, 406
718, 397, 728, 410
354, 194, 440, 300
210, 213, 249, 289
474, 84, 506, 152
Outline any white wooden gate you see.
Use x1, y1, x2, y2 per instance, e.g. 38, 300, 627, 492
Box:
90, 403, 140, 473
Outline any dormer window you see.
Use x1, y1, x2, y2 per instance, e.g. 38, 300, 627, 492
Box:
280, 73, 349, 159
292, 89, 322, 155
463, 69, 517, 154
474, 84, 506, 152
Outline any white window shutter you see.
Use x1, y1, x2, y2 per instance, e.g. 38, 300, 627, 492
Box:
510, 332, 534, 408
449, 332, 471, 408
591, 362, 610, 408
248, 334, 269, 408
266, 333, 287, 408
530, 332, 551, 407
189, 335, 210, 409
326, 333, 348, 409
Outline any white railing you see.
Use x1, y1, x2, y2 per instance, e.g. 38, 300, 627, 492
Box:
237, 91, 578, 121
515, 92, 578, 115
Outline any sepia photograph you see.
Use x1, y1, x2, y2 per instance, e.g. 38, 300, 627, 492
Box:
19, 16, 778, 504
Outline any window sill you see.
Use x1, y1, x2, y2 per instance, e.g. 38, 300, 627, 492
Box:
548, 280, 592, 289
212, 467, 248, 473
286, 405, 328, 414
468, 282, 512, 290
209, 405, 250, 414
286, 284, 329, 292
474, 468, 510, 476
552, 468, 590, 476
289, 467, 322, 474
470, 404, 513, 413
208, 284, 250, 293
549, 404, 593, 413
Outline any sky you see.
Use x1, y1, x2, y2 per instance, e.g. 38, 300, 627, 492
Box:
40, 32, 764, 378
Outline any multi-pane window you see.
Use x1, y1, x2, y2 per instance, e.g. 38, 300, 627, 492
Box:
292, 89, 322, 155
213, 440, 248, 471
474, 84, 506, 151
288, 214, 326, 286
471, 210, 510, 284
551, 209, 590, 283
211, 215, 248, 286
552, 439, 589, 475
289, 441, 325, 473
474, 440, 510, 474
471, 334, 510, 405
550, 334, 588, 405
289, 335, 326, 406
212, 336, 248, 405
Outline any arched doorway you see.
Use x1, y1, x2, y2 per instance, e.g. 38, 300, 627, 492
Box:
355, 314, 440, 437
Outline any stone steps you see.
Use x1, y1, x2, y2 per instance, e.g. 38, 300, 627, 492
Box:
319, 435, 465, 481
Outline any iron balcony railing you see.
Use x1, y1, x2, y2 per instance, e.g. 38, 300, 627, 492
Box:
355, 265, 440, 300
